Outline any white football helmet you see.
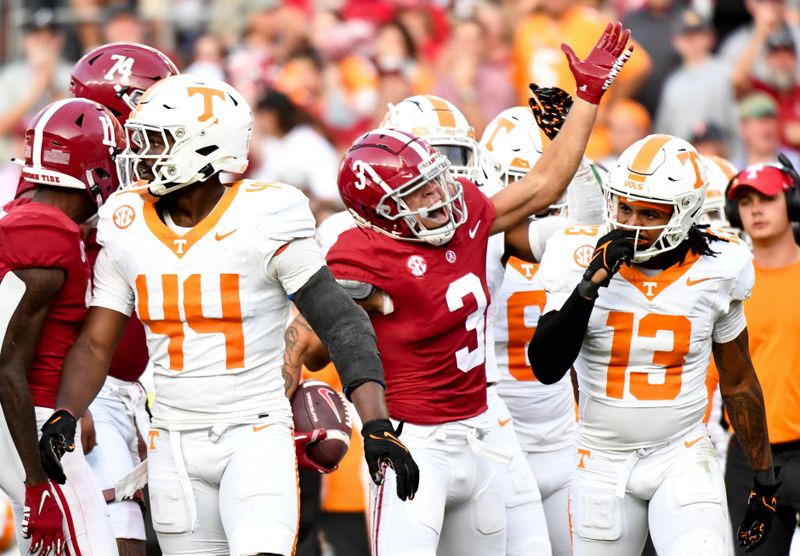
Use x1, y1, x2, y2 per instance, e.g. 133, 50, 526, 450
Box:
699, 154, 737, 229
480, 107, 545, 186
604, 134, 709, 263
116, 74, 252, 196
381, 95, 483, 183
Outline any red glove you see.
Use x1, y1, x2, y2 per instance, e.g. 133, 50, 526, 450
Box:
294, 429, 337, 473
562, 21, 633, 104
22, 482, 65, 556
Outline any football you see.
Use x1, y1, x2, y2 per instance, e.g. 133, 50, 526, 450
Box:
291, 380, 352, 472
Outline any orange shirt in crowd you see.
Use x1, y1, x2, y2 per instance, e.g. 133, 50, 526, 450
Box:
511, 5, 651, 159
302, 364, 367, 513
744, 260, 800, 444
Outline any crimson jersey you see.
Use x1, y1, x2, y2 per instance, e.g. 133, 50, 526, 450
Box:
327, 179, 496, 425
0, 200, 90, 408
86, 229, 149, 382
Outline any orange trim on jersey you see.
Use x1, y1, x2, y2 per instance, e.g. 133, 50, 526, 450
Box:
426, 96, 456, 128
291, 454, 300, 556
274, 242, 290, 257
629, 134, 672, 175
142, 181, 241, 258
616, 251, 700, 300
507, 257, 538, 281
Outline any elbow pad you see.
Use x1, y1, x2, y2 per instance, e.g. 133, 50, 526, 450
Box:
293, 267, 385, 396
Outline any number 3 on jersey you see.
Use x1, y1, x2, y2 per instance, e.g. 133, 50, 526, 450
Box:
135, 274, 244, 371
446, 273, 487, 373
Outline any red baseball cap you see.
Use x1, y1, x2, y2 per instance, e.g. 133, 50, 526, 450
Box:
727, 164, 793, 199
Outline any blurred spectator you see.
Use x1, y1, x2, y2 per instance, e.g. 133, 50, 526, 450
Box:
102, 6, 147, 44
0, 10, 71, 163
622, 0, 684, 116
395, 2, 451, 63
735, 92, 800, 167
250, 89, 343, 221
226, 10, 277, 104
433, 17, 515, 137
600, 98, 651, 168
732, 25, 800, 150
184, 33, 227, 80
654, 9, 737, 151
719, 0, 800, 82
511, 0, 651, 159
691, 122, 731, 158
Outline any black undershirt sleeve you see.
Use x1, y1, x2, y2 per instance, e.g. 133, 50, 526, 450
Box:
292, 266, 385, 396
528, 288, 596, 384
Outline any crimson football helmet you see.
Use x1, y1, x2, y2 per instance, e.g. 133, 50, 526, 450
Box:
338, 129, 467, 246
21, 98, 125, 209
70, 42, 179, 123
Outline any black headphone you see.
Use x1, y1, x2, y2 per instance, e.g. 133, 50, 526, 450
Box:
724, 153, 800, 229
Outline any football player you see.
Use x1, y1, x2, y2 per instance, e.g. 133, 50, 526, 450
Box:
70, 42, 179, 556
0, 98, 124, 556
529, 134, 777, 555
293, 22, 633, 556
37, 74, 418, 556
700, 154, 739, 233
481, 105, 581, 556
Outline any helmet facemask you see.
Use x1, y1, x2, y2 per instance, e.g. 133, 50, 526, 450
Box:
430, 136, 482, 184
354, 151, 468, 246
603, 185, 703, 263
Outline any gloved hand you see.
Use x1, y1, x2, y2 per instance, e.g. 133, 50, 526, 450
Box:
583, 229, 634, 287
38, 409, 77, 485
362, 419, 419, 501
22, 481, 65, 556
562, 21, 633, 105
738, 469, 782, 552
528, 84, 574, 140
294, 428, 337, 474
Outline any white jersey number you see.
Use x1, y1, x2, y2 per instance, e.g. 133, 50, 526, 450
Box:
104, 55, 135, 84
446, 273, 487, 373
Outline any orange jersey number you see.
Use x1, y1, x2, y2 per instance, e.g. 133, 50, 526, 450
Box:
605, 311, 691, 400
506, 290, 547, 381
135, 273, 245, 371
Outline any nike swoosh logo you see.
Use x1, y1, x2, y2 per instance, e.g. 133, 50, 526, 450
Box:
684, 436, 703, 448
253, 423, 273, 432
498, 418, 512, 427
39, 490, 50, 514
468, 220, 482, 239
215, 229, 237, 241
686, 277, 712, 287
369, 431, 408, 452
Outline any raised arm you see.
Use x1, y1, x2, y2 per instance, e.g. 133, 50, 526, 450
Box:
491, 22, 633, 234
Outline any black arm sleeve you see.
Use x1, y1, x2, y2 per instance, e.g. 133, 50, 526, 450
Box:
292, 266, 385, 395
529, 288, 596, 384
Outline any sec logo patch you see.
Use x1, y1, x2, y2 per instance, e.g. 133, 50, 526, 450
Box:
113, 205, 136, 229
407, 255, 427, 278
573, 245, 594, 268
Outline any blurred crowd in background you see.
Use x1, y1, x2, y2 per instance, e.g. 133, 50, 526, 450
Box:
1, 0, 800, 223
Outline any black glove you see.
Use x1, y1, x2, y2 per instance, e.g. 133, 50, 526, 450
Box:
528, 83, 574, 140
738, 468, 782, 552
38, 409, 77, 485
583, 229, 634, 286
362, 419, 419, 501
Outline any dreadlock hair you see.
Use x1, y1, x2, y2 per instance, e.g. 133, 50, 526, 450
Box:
667, 224, 726, 267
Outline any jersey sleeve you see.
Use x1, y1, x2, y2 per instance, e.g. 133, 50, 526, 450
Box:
711, 243, 754, 343
0, 218, 79, 271
528, 216, 571, 262
251, 185, 318, 270
266, 237, 326, 296
538, 230, 588, 313
90, 247, 135, 316
712, 300, 746, 344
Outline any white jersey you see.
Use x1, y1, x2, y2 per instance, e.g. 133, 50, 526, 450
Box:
538, 225, 753, 450
494, 257, 576, 453
92, 180, 323, 430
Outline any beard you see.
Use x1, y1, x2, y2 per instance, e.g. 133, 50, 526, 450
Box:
765, 69, 796, 93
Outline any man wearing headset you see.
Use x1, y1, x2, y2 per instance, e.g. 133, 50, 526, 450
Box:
724, 158, 800, 554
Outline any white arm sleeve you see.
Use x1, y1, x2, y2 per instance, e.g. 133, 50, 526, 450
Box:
712, 300, 747, 344
266, 237, 326, 296
566, 158, 604, 225
90, 248, 135, 316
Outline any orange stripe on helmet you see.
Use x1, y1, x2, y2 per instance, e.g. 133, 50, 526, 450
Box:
705, 155, 737, 180
629, 134, 673, 175
426, 96, 457, 128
